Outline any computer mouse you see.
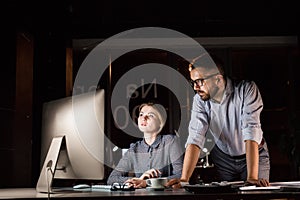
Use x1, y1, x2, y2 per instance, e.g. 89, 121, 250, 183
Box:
73, 184, 91, 189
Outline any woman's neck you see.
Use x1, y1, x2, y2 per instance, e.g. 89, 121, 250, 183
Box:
144, 132, 159, 145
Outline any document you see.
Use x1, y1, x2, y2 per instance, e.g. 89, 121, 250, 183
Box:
239, 185, 281, 191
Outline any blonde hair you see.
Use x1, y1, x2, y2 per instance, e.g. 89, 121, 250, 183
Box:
139, 102, 167, 133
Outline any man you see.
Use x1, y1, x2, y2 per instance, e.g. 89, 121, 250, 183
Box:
167, 54, 270, 188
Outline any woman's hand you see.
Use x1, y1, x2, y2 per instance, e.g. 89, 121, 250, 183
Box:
139, 168, 162, 180
125, 178, 147, 188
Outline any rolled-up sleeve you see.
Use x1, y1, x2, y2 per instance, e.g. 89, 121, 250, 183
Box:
241, 81, 263, 144
107, 145, 134, 185
167, 135, 184, 179
186, 95, 209, 149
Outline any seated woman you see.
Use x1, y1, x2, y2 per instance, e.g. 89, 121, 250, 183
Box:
107, 102, 184, 188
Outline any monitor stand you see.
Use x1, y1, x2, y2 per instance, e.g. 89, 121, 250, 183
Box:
36, 136, 65, 193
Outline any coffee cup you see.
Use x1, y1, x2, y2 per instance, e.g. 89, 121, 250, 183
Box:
146, 177, 168, 188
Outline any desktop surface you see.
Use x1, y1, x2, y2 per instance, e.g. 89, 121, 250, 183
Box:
1, 186, 300, 200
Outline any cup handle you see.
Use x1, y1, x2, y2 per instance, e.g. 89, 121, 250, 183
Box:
146, 179, 151, 186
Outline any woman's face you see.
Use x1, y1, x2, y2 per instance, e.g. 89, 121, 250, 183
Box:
138, 105, 161, 134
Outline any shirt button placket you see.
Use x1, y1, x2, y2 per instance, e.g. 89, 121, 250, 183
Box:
148, 147, 153, 168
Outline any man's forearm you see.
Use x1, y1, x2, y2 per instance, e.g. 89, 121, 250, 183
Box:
245, 140, 259, 180
181, 144, 201, 181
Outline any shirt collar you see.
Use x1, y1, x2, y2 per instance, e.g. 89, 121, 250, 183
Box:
224, 77, 233, 97
142, 134, 162, 149
211, 77, 233, 104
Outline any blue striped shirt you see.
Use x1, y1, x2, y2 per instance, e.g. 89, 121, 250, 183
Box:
186, 78, 265, 156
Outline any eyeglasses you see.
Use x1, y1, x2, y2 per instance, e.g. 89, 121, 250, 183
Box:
110, 182, 135, 191
190, 73, 219, 87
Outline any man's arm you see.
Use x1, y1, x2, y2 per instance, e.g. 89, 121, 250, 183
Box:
181, 144, 201, 182
245, 140, 269, 186
166, 143, 201, 188
246, 140, 259, 180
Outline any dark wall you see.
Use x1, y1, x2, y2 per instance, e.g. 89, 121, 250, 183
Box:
1, 1, 299, 188
0, 27, 16, 188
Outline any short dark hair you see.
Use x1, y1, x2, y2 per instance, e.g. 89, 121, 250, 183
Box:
189, 53, 225, 76
210, 54, 225, 76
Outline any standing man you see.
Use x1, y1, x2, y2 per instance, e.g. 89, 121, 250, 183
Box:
167, 54, 270, 188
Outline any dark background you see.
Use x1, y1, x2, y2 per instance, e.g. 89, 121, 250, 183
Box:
1, 0, 299, 187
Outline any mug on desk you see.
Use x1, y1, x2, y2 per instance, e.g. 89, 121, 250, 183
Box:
146, 177, 168, 188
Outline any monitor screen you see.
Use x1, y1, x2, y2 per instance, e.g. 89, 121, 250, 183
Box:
37, 89, 108, 192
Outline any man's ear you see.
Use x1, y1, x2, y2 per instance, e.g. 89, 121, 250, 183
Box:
216, 74, 223, 81
216, 74, 221, 82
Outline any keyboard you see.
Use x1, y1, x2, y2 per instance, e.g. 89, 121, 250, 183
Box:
91, 184, 112, 190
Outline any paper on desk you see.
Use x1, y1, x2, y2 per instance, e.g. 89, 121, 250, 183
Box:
270, 181, 300, 186
239, 185, 281, 191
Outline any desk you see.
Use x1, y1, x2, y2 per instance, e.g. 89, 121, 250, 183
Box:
0, 188, 300, 200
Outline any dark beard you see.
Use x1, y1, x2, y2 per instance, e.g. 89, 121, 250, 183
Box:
197, 91, 210, 101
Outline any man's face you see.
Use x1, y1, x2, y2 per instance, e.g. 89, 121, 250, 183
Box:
190, 68, 219, 101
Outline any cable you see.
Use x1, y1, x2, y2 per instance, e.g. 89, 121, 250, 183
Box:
46, 160, 54, 200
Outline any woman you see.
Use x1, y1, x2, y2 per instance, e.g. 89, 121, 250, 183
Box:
107, 102, 183, 188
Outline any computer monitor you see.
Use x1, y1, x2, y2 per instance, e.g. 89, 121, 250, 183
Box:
36, 89, 109, 192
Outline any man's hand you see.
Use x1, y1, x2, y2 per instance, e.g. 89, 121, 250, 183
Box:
245, 178, 270, 187
166, 178, 188, 189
